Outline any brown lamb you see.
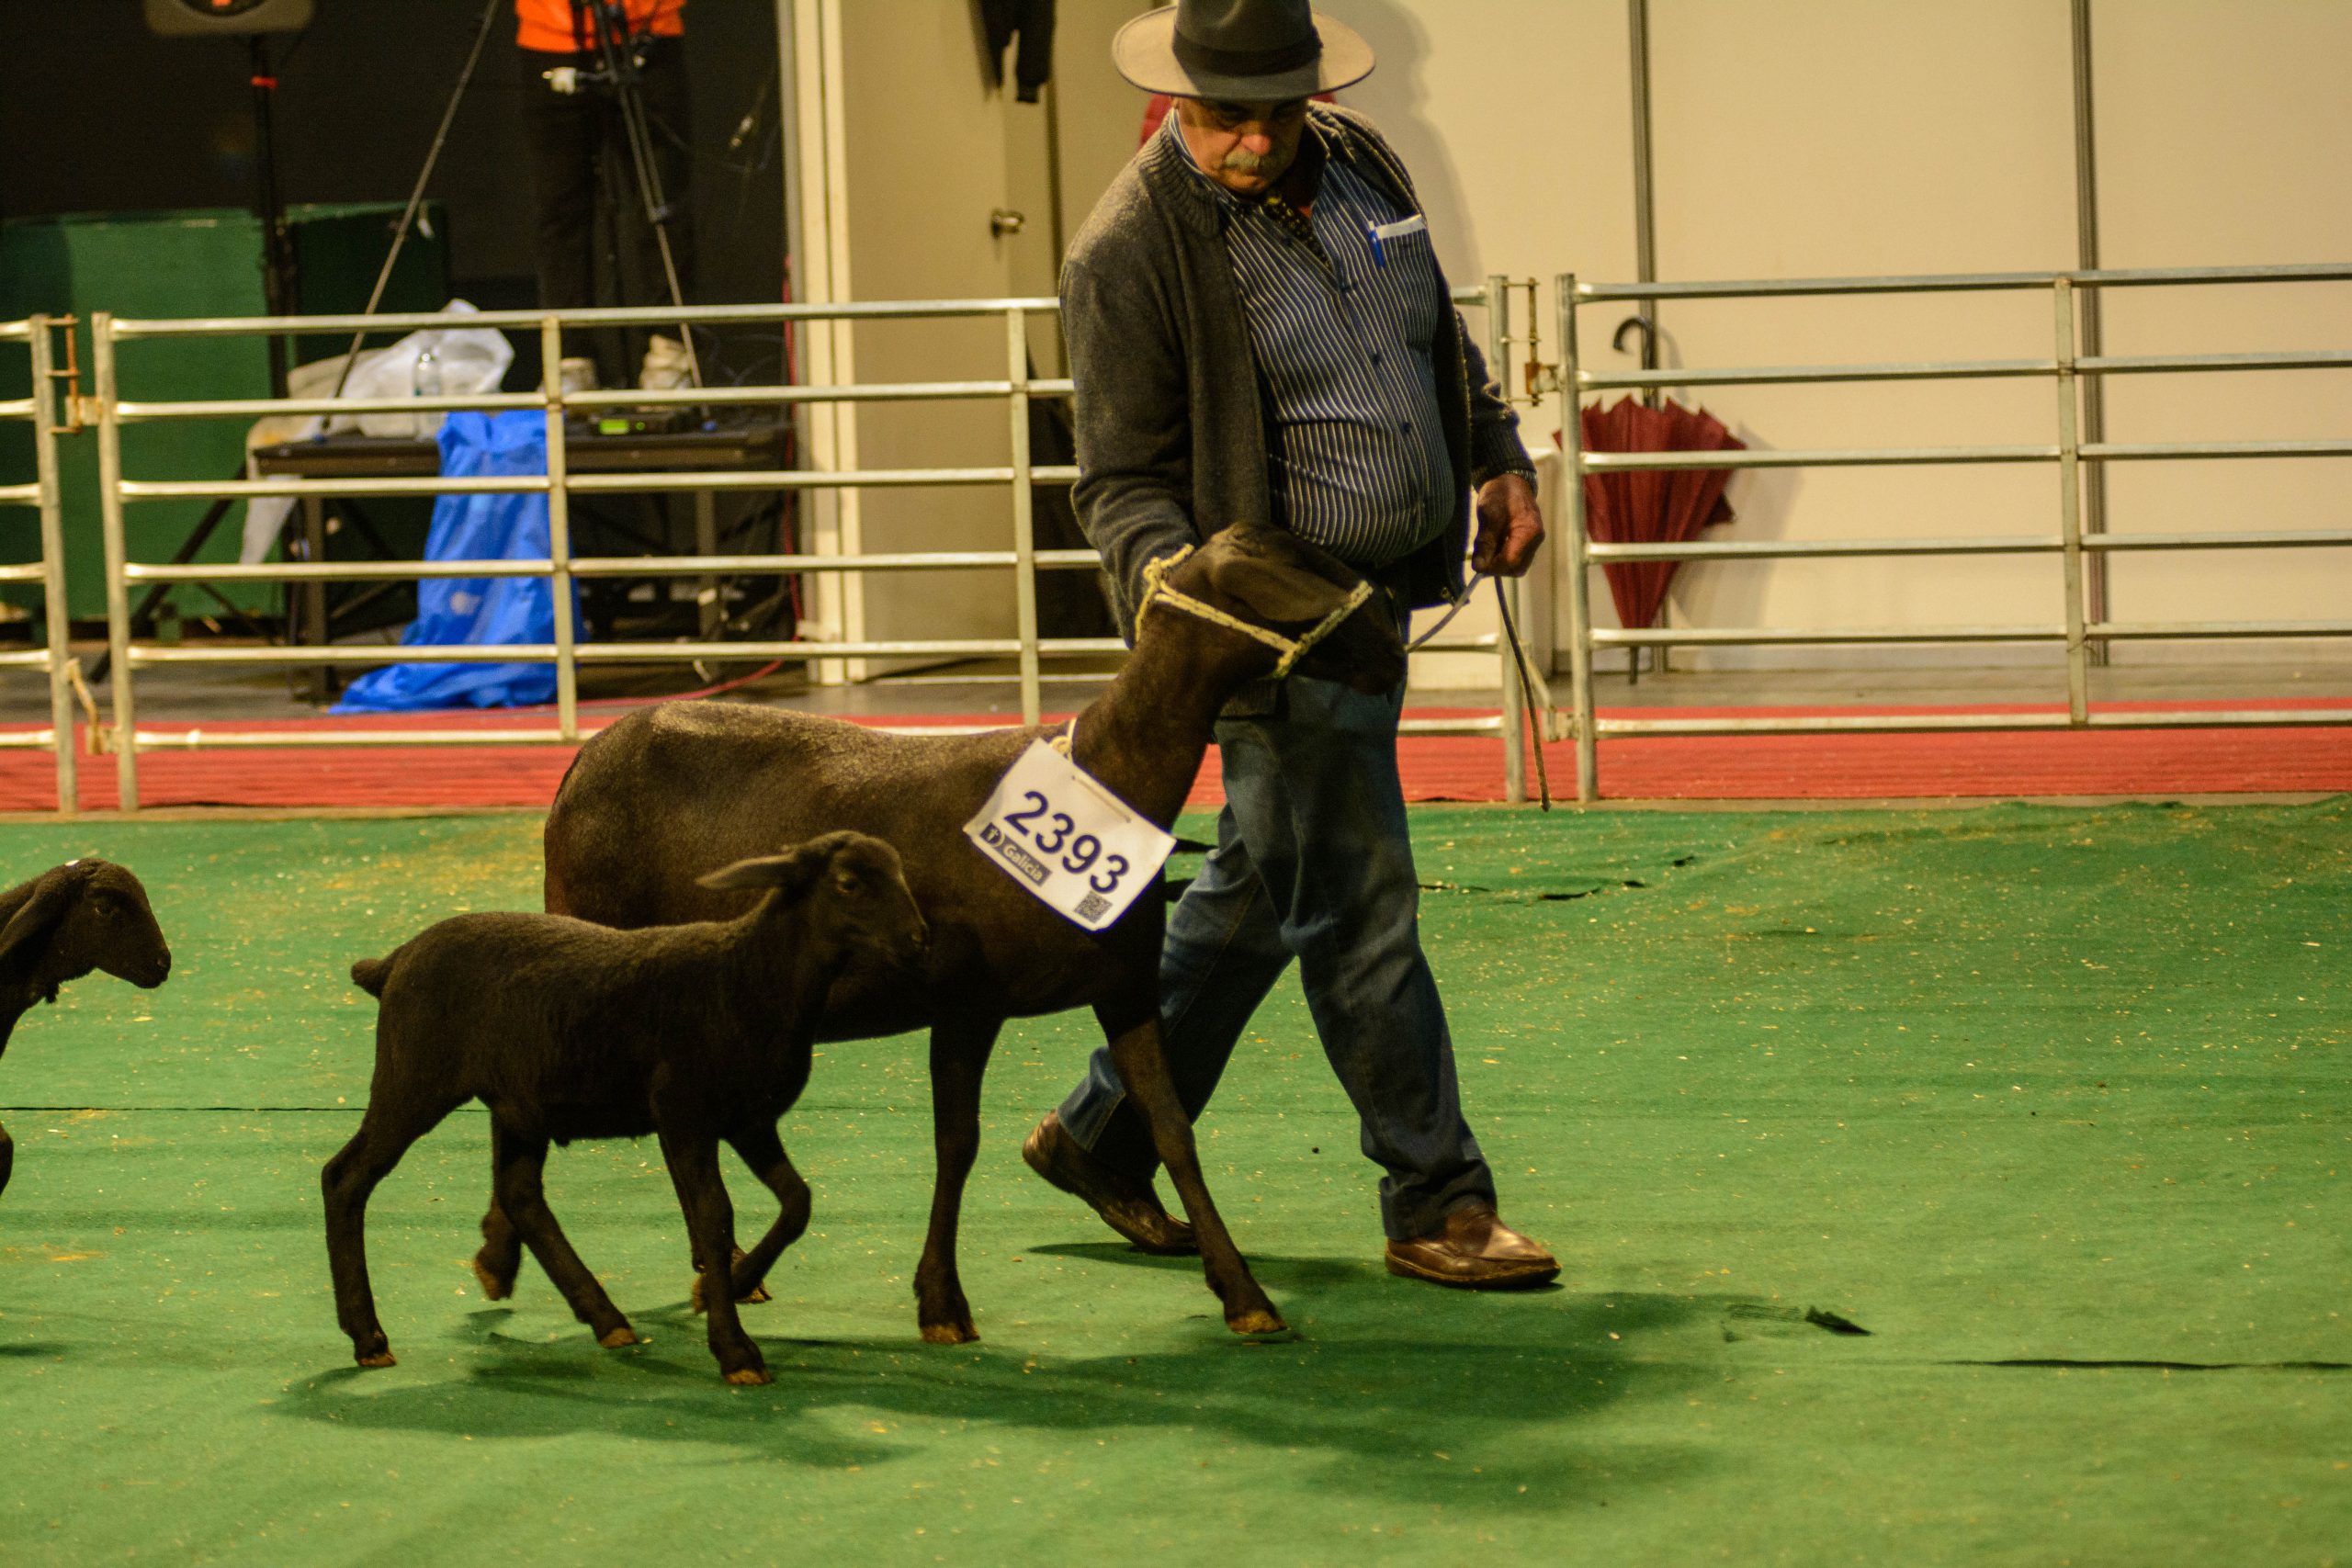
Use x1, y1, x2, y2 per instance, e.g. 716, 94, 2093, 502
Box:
323, 831, 926, 1384
0, 859, 172, 1200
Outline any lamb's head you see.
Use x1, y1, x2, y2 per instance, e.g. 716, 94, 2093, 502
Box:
1159, 525, 1407, 694
0, 859, 172, 997
698, 830, 929, 970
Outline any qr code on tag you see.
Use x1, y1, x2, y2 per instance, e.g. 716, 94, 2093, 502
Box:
1075, 891, 1112, 923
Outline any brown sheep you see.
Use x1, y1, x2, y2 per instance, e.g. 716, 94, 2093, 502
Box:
535, 525, 1406, 1345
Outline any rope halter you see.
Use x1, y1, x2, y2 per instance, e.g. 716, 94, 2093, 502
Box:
1137, 544, 1375, 681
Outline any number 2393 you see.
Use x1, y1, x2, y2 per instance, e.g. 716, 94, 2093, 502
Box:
1001, 790, 1130, 893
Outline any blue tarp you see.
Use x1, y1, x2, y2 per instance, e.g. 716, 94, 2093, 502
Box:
332, 412, 580, 714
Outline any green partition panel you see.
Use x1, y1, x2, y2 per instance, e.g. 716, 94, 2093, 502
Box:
0, 203, 449, 621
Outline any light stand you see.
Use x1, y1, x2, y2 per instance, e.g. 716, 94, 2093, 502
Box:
249, 34, 299, 397
143, 2, 316, 394
579, 0, 704, 388
327, 0, 503, 400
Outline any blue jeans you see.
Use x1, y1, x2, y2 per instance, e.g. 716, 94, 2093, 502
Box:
1054, 675, 1497, 1240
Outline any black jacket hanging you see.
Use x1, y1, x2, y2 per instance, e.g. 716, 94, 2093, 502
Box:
978, 0, 1056, 104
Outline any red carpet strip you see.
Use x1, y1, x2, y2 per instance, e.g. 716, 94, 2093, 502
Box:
2, 699, 2347, 812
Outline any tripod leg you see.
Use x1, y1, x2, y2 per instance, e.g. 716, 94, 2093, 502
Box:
589, 15, 702, 387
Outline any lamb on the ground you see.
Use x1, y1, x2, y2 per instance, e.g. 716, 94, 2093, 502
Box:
536, 525, 1406, 1346
0, 859, 172, 1200
322, 830, 927, 1384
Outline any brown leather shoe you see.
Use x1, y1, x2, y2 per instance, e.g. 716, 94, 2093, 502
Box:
1385, 1204, 1560, 1290
1021, 1111, 1198, 1256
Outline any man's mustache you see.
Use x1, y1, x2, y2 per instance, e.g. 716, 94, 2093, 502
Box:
1222, 146, 1279, 175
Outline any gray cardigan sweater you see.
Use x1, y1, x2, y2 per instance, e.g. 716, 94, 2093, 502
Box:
1059, 103, 1533, 641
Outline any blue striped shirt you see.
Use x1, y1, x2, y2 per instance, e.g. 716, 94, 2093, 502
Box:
1168, 115, 1457, 572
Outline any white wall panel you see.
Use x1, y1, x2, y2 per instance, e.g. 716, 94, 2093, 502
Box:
808, 0, 2349, 680
2087, 1, 2352, 657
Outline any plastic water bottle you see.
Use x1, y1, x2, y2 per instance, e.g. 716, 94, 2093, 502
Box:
412, 347, 442, 440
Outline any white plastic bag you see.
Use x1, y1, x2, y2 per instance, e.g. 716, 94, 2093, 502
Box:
327, 300, 514, 438
239, 300, 514, 561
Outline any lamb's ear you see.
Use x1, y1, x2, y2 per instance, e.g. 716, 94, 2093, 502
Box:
0, 865, 86, 974
695, 845, 829, 897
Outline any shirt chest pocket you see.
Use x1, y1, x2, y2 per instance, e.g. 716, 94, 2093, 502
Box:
1367, 213, 1430, 264
1361, 215, 1440, 341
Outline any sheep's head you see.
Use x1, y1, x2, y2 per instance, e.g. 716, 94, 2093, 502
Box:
1173, 525, 1407, 694
698, 831, 929, 970
0, 858, 173, 998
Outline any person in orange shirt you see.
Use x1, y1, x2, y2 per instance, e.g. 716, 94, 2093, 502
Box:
517, 0, 695, 379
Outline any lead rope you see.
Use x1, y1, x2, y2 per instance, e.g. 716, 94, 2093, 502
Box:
1493, 578, 1552, 810
1137, 546, 1374, 679
1401, 570, 1552, 808
1407, 572, 1487, 652
1138, 546, 1550, 807
1406, 573, 1550, 807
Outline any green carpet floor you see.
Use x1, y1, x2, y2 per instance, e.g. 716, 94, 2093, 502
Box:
1, 803, 2346, 1565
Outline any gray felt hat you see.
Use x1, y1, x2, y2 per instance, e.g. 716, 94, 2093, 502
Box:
1112, 0, 1375, 101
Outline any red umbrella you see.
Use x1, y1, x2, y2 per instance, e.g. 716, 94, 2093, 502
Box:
1577, 396, 1746, 633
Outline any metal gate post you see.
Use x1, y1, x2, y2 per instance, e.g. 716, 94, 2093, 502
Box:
2070, 0, 2111, 661
540, 318, 580, 740
1487, 274, 1526, 803
1555, 276, 1598, 802
28, 317, 77, 813
92, 314, 141, 811
1008, 307, 1043, 727
2052, 278, 2088, 724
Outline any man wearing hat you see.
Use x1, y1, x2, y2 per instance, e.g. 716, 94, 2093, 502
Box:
1023, 1, 1559, 1290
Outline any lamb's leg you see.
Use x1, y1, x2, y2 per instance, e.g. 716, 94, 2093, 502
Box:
472, 1201, 523, 1301
0, 1017, 16, 1194
687, 1242, 769, 1308
705, 1122, 809, 1309
658, 1119, 767, 1384
469, 1132, 524, 1309
1101, 1007, 1285, 1337
914, 1013, 1001, 1346
489, 1119, 639, 1349
322, 1090, 459, 1367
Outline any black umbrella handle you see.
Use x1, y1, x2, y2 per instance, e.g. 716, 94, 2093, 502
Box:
1612, 315, 1662, 409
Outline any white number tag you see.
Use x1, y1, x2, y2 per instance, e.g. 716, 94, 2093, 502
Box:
963, 739, 1177, 931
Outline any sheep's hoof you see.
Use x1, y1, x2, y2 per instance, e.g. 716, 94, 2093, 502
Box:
722, 1247, 770, 1304
695, 1273, 775, 1312
920, 1319, 979, 1347
356, 1349, 398, 1369
1226, 1307, 1288, 1337
597, 1325, 640, 1349
723, 1365, 773, 1387
469, 1255, 515, 1302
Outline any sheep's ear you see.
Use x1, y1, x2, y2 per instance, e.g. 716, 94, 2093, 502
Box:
696, 847, 827, 897
0, 865, 85, 975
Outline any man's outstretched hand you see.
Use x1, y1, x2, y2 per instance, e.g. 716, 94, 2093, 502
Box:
1471, 473, 1544, 578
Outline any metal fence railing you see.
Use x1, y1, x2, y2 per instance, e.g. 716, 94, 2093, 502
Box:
0, 316, 81, 812
92, 288, 1527, 811
1553, 262, 2352, 802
